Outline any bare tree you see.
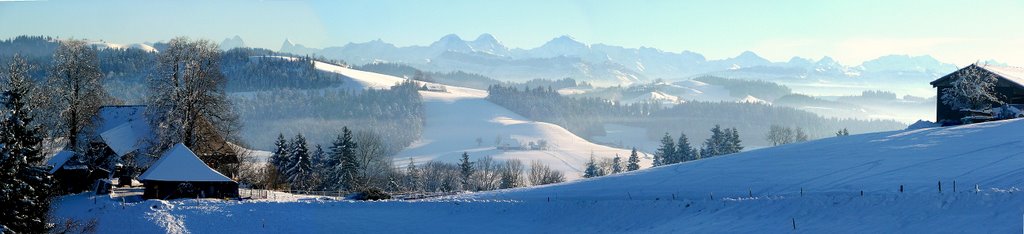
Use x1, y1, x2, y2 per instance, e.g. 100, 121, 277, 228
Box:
42, 39, 111, 151
941, 64, 1003, 113
499, 159, 525, 189
528, 160, 564, 186
146, 37, 238, 155
353, 130, 396, 190
765, 125, 795, 146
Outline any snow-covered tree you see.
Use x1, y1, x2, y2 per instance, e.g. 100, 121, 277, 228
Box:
403, 158, 421, 192
41, 39, 111, 152
330, 127, 359, 191
528, 160, 564, 185
674, 132, 696, 163
459, 152, 473, 189
499, 159, 524, 189
611, 154, 623, 174
287, 134, 312, 190
583, 155, 604, 178
653, 133, 675, 166
626, 147, 640, 171
146, 37, 238, 155
941, 64, 1003, 113
0, 54, 53, 233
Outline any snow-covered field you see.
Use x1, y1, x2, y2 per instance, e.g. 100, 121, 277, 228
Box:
54, 118, 1024, 233
313, 61, 652, 179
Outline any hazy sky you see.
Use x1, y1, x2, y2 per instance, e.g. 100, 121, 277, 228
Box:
2, 0, 1022, 66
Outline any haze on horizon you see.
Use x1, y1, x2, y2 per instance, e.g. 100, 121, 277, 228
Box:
1, 0, 1022, 66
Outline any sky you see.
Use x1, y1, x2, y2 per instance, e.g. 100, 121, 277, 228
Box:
1, 0, 1023, 66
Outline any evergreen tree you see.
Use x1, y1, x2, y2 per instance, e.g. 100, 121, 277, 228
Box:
654, 133, 675, 166
675, 132, 695, 163
836, 128, 850, 136
702, 125, 725, 158
287, 134, 312, 190
583, 155, 602, 178
458, 152, 473, 190
269, 133, 288, 171
626, 147, 640, 171
338, 127, 360, 190
0, 54, 53, 233
611, 154, 623, 174
727, 127, 743, 154
404, 158, 421, 192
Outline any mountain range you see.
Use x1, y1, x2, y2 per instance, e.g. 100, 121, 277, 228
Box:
265, 34, 965, 94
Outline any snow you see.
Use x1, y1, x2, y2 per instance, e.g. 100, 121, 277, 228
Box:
138, 143, 233, 182
46, 150, 76, 174
308, 60, 652, 179
97, 106, 152, 156
52, 81, 1024, 233
982, 65, 1024, 87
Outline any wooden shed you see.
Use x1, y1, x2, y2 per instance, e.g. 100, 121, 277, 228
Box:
139, 143, 238, 200
930, 64, 1024, 122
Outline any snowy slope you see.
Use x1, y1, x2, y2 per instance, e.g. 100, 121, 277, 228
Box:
310, 61, 651, 179
54, 119, 1024, 233
476, 118, 1024, 201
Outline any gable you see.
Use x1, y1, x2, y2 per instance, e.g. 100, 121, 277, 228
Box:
138, 143, 234, 182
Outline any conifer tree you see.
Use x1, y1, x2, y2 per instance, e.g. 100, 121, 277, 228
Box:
287, 134, 311, 190
404, 158, 421, 192
654, 133, 675, 166
459, 152, 474, 190
611, 154, 623, 174
337, 127, 360, 190
583, 155, 602, 178
626, 147, 640, 171
675, 132, 695, 163
0, 54, 53, 233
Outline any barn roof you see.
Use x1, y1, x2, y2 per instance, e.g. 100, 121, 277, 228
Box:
138, 143, 234, 182
45, 150, 77, 174
931, 64, 1024, 88
96, 105, 153, 156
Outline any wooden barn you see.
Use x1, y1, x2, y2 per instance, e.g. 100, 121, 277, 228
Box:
138, 143, 238, 200
45, 150, 110, 193
930, 64, 1024, 122
92, 105, 241, 182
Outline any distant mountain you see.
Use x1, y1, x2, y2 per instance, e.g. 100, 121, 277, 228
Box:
277, 34, 966, 91
220, 35, 245, 51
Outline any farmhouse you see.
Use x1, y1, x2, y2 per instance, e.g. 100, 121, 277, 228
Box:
139, 143, 238, 199
930, 64, 1024, 122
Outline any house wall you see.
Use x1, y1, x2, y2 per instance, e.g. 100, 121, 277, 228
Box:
142, 180, 239, 200
935, 79, 1024, 122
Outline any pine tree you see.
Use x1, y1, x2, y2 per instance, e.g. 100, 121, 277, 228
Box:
626, 147, 640, 171
0, 54, 53, 233
338, 127, 360, 191
702, 125, 724, 158
458, 152, 473, 190
269, 133, 288, 172
611, 154, 623, 174
836, 128, 850, 136
404, 158, 420, 192
654, 133, 675, 166
675, 132, 695, 163
287, 134, 312, 190
727, 128, 743, 154
583, 155, 602, 178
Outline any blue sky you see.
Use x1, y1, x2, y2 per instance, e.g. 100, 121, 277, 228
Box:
1, 0, 1022, 65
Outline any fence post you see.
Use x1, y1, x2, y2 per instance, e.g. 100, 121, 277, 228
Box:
792, 218, 796, 230
748, 188, 752, 198
800, 187, 803, 197
900, 185, 903, 193
938, 180, 942, 193
710, 192, 714, 200
953, 180, 956, 192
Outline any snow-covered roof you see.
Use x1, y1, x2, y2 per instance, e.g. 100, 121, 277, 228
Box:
45, 150, 76, 174
97, 105, 153, 156
138, 143, 234, 182
979, 65, 1024, 87
932, 64, 1024, 88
